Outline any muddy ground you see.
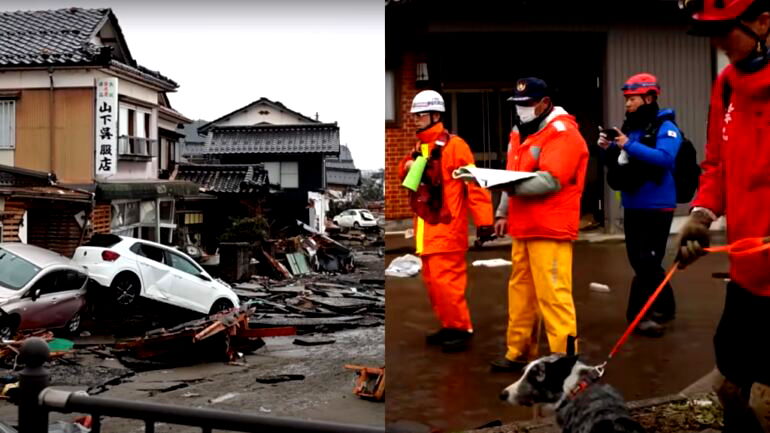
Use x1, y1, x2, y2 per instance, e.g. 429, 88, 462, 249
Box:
386, 233, 730, 432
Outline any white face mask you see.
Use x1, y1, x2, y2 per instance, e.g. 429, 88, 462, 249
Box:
516, 105, 537, 124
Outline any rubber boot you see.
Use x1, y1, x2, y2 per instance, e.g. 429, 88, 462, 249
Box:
716, 378, 765, 433
750, 382, 770, 433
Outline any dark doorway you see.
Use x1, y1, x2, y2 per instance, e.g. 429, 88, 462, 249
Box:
431, 31, 606, 227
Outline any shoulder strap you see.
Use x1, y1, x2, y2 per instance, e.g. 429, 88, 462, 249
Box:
430, 130, 452, 159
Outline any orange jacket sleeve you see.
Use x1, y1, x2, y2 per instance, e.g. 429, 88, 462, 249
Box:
446, 137, 494, 226
537, 124, 588, 187
692, 72, 727, 216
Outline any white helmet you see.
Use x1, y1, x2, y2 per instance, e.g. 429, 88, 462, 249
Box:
410, 90, 445, 113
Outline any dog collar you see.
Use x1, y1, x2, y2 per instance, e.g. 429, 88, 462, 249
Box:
566, 363, 606, 400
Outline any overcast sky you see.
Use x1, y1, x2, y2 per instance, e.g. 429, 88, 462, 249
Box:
5, 0, 384, 169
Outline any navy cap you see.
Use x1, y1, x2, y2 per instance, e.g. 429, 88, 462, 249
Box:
508, 77, 549, 105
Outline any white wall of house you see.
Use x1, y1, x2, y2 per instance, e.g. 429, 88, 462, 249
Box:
158, 118, 177, 131
213, 102, 317, 127
0, 70, 158, 105
115, 160, 155, 179
0, 150, 12, 166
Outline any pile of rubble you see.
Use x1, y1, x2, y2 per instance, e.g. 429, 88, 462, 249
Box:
253, 221, 384, 280
233, 277, 384, 334
110, 306, 267, 370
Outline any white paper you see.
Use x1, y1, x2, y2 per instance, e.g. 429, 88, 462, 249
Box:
452, 165, 537, 189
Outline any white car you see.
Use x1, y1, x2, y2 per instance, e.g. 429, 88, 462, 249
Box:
72, 234, 239, 315
333, 209, 378, 229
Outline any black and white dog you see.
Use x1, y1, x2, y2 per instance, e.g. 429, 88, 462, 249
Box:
499, 352, 645, 433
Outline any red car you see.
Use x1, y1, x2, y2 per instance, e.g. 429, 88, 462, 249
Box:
0, 243, 88, 339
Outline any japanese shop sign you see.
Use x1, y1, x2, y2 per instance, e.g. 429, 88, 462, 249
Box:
95, 77, 118, 178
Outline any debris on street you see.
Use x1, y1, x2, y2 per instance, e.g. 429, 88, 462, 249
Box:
293, 338, 336, 346
471, 258, 512, 267
255, 374, 305, 384
111, 307, 266, 369
209, 392, 239, 404
589, 282, 612, 293
345, 365, 385, 402
385, 254, 421, 277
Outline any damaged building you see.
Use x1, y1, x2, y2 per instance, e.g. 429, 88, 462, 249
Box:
0, 7, 197, 253
183, 97, 341, 234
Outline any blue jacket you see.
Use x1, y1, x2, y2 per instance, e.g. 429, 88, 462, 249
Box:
613, 109, 682, 209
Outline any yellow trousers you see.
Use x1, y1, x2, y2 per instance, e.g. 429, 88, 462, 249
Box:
505, 239, 577, 361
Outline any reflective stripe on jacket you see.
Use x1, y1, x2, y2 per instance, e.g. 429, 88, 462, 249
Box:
398, 122, 493, 255
506, 107, 589, 240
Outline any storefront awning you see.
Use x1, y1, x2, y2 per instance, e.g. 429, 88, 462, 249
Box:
0, 186, 92, 203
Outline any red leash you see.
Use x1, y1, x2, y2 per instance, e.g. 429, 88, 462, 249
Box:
568, 237, 770, 397
606, 236, 770, 361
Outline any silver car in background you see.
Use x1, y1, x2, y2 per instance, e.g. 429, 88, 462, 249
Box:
0, 243, 88, 339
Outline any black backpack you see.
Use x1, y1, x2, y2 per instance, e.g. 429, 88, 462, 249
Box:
605, 119, 700, 203
672, 130, 700, 203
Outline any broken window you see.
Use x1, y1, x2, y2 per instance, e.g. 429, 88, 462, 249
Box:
111, 200, 141, 237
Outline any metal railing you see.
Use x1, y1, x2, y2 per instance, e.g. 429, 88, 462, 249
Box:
118, 136, 157, 157
16, 338, 384, 433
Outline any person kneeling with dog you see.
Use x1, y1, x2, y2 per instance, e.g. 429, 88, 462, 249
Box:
491, 78, 589, 371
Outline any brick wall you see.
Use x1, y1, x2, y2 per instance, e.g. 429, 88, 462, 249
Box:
385, 51, 418, 220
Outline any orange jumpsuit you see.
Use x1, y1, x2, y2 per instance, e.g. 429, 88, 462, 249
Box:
399, 122, 493, 331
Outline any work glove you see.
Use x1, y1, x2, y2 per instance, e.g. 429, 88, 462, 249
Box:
476, 225, 496, 242
675, 209, 714, 269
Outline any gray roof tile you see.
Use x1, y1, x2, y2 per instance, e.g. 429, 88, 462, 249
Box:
207, 124, 340, 155
327, 169, 361, 186
0, 8, 176, 87
0, 8, 107, 66
173, 164, 269, 194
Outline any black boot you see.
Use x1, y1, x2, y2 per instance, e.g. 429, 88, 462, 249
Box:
425, 328, 450, 345
440, 329, 473, 353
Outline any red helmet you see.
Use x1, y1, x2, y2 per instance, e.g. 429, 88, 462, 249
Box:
679, 0, 755, 21
622, 73, 661, 96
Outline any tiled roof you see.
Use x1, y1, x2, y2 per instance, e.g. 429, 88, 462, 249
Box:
327, 169, 361, 187
205, 124, 340, 155
0, 8, 176, 88
182, 120, 209, 145
326, 144, 356, 170
0, 8, 107, 66
198, 97, 319, 135
173, 164, 270, 194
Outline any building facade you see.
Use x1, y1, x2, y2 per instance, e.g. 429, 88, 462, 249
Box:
386, 0, 719, 232
0, 7, 196, 251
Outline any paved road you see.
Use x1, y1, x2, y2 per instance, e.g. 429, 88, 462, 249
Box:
386, 234, 730, 432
